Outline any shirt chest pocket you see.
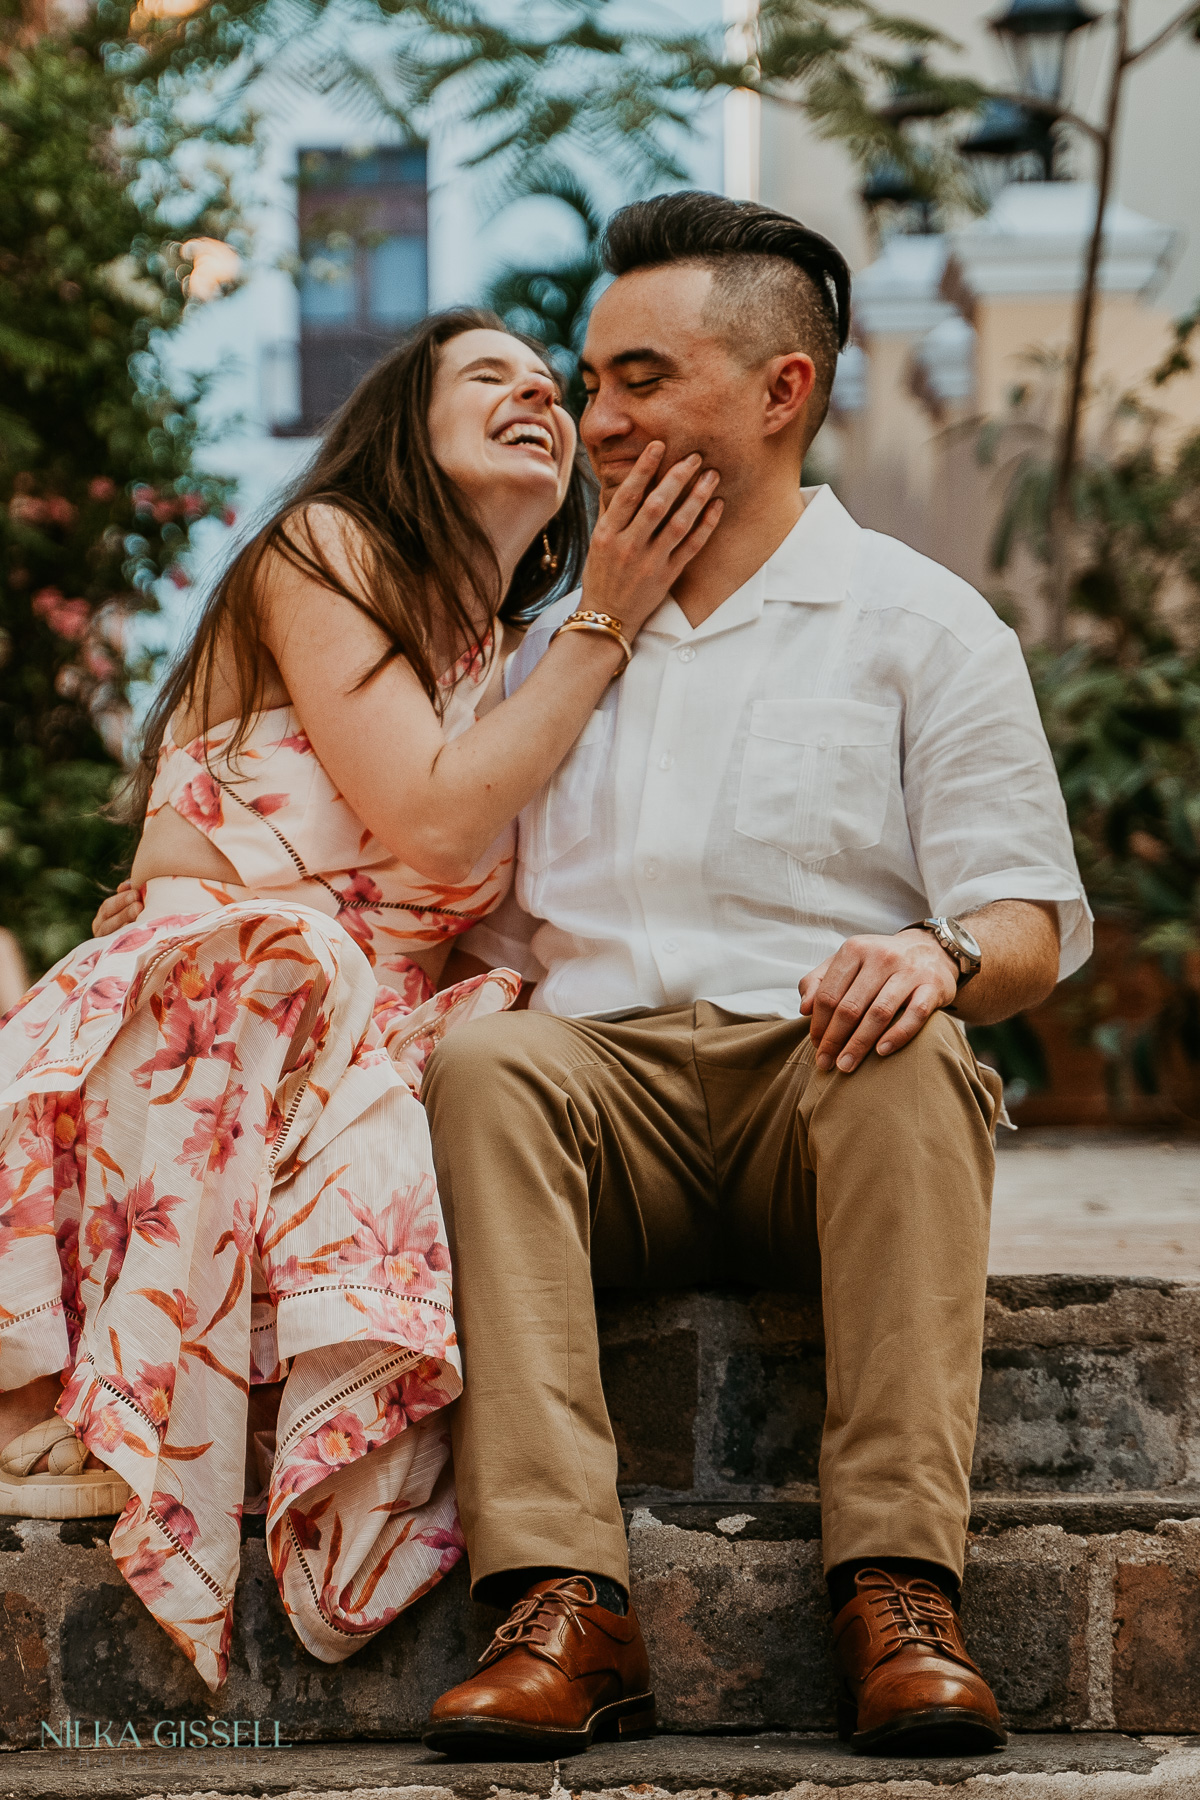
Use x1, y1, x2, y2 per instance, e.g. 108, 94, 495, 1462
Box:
522, 706, 613, 875
735, 698, 900, 864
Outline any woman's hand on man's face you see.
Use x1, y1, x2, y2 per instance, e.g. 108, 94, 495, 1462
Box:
580, 443, 722, 640
93, 881, 145, 938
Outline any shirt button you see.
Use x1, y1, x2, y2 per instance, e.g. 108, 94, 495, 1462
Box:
817, 735, 829, 750
644, 860, 659, 880
677, 646, 696, 664
662, 938, 679, 954
658, 752, 674, 771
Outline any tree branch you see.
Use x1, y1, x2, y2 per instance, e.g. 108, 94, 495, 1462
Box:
986, 90, 1106, 145
1125, 2, 1200, 67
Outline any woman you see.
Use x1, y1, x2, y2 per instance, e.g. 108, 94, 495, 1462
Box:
0, 309, 722, 1688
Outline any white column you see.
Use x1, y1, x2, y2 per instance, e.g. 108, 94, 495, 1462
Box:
723, 0, 761, 202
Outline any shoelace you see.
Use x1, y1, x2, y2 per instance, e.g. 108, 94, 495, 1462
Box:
479, 1576, 598, 1667
863, 1575, 963, 1659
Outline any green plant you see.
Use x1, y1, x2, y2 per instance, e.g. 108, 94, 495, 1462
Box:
985, 377, 1200, 1108
0, 0, 247, 972
483, 169, 603, 414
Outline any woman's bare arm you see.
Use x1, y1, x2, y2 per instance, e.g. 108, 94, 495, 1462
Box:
263, 448, 721, 883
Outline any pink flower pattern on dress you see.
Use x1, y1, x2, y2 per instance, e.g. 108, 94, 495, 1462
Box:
0, 631, 519, 1693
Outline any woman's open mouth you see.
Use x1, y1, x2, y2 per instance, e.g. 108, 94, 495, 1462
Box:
493, 420, 557, 461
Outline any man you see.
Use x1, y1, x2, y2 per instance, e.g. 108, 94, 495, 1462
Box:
421, 192, 1091, 1761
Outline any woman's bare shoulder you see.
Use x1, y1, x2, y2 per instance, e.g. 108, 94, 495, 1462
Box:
260, 503, 378, 628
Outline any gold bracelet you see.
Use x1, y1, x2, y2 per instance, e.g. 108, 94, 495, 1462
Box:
550, 610, 632, 672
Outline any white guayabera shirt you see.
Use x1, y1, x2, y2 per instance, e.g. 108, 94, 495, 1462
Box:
467, 485, 1092, 1020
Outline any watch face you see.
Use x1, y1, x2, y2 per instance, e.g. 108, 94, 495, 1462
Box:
944, 918, 982, 962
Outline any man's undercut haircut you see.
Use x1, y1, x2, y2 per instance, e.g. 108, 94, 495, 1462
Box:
602, 191, 851, 441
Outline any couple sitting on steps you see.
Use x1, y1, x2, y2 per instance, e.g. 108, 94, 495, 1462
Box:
0, 191, 1090, 1759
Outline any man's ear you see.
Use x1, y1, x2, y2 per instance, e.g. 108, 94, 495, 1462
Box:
762, 352, 817, 440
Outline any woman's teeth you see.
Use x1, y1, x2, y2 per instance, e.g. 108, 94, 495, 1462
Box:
495, 422, 554, 454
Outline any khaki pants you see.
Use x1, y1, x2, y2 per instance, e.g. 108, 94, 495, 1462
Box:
422, 1003, 1002, 1598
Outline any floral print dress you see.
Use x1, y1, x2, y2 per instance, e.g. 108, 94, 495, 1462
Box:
0, 632, 518, 1689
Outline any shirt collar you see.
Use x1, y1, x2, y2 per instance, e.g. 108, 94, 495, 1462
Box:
644, 484, 859, 644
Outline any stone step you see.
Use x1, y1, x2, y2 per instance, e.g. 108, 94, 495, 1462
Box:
5, 1275, 1200, 1750
598, 1275, 1200, 1500
7, 1491, 1200, 1747
3, 1733, 1197, 1800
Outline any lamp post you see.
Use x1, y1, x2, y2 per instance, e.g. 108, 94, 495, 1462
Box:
958, 97, 1055, 200
861, 57, 950, 239
961, 0, 1098, 191
989, 0, 1100, 107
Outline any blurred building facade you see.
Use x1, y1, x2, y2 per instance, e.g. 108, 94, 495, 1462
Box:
734, 0, 1200, 628
171, 0, 1200, 643
170, 3, 724, 565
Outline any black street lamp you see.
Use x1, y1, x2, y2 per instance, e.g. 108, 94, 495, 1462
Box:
958, 96, 1056, 195
861, 59, 948, 237
989, 0, 1100, 106
859, 155, 938, 238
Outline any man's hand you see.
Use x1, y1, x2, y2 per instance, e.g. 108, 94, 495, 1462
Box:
799, 929, 958, 1073
798, 901, 1063, 1073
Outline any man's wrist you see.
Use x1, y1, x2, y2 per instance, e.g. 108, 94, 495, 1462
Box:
904, 916, 983, 988
896, 926, 960, 993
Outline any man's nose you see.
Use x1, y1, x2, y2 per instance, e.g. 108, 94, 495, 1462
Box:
580, 385, 632, 448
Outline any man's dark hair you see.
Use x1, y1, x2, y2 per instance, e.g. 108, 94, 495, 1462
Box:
602, 191, 851, 442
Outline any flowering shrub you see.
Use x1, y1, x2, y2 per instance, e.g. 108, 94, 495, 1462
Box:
0, 8, 241, 972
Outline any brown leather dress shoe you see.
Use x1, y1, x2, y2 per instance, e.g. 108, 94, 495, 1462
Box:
832, 1567, 1006, 1755
423, 1575, 656, 1759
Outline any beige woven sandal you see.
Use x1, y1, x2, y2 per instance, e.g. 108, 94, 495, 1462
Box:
0, 1416, 131, 1518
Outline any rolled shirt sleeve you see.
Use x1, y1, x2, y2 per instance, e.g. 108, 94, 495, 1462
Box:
902, 622, 1092, 978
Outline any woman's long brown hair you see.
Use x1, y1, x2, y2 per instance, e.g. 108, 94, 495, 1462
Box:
128, 308, 591, 821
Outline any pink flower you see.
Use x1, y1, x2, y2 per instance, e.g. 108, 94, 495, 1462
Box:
333, 871, 384, 909
128, 1176, 186, 1248
414, 1518, 466, 1574
173, 771, 223, 833
22, 1093, 108, 1195
132, 957, 248, 1093
82, 1187, 130, 1287
8, 495, 47, 523
177, 1084, 246, 1178
151, 1492, 200, 1547
283, 1410, 367, 1486
213, 1194, 255, 1261
89, 1403, 127, 1455
129, 1359, 175, 1430
32, 589, 91, 641
342, 1176, 449, 1296
78, 976, 131, 1023
114, 1541, 174, 1605
250, 980, 315, 1042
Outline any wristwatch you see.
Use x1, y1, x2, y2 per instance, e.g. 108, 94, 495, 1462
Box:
908, 916, 983, 987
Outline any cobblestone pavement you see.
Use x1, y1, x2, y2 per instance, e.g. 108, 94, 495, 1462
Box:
991, 1129, 1200, 1277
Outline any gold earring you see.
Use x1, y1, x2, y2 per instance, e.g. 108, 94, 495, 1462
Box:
541, 530, 559, 573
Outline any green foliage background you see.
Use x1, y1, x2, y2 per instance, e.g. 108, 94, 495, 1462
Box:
0, 1, 245, 973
